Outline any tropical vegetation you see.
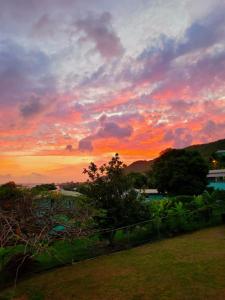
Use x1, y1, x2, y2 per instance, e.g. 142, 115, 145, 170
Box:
152, 148, 209, 195
0, 151, 225, 290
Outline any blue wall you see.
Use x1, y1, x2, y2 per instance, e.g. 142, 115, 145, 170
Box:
208, 182, 225, 190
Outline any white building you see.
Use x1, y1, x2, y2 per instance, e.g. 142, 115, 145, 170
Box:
207, 169, 225, 182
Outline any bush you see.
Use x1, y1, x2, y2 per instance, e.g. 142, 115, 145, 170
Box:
211, 190, 225, 202
2, 253, 38, 279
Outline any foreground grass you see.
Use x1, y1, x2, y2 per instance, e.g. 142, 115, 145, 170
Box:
1, 226, 225, 300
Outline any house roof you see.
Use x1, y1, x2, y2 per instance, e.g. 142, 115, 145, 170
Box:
208, 169, 225, 178
135, 189, 159, 194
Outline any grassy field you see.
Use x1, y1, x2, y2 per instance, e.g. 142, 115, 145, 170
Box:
1, 226, 225, 300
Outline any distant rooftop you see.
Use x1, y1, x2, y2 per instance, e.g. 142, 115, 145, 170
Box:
135, 189, 159, 195
208, 169, 225, 178
208, 169, 225, 174
216, 150, 225, 156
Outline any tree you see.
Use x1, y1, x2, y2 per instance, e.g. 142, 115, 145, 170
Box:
0, 182, 22, 210
152, 149, 209, 196
209, 151, 225, 169
0, 186, 97, 280
31, 183, 56, 193
83, 154, 149, 244
167, 202, 189, 233
127, 172, 148, 189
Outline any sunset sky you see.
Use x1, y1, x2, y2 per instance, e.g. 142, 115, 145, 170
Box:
0, 0, 225, 183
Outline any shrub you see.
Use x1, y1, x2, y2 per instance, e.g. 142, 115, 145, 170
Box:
2, 253, 38, 279
211, 190, 225, 202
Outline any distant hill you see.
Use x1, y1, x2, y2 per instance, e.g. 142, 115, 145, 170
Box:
125, 160, 153, 174
185, 138, 225, 161
126, 138, 225, 174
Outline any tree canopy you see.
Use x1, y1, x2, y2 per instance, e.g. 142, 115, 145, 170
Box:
127, 172, 148, 189
31, 183, 56, 193
83, 154, 148, 243
152, 149, 209, 196
0, 182, 22, 210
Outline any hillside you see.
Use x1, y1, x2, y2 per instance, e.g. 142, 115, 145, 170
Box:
125, 159, 153, 173
186, 138, 225, 160
2, 226, 225, 300
126, 138, 225, 173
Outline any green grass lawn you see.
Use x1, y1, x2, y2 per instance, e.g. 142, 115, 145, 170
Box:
1, 226, 225, 300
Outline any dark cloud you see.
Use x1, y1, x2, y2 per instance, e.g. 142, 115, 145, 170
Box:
202, 120, 217, 135
78, 118, 133, 152
163, 120, 225, 147
65, 144, 73, 151
163, 130, 174, 142
137, 35, 175, 83
186, 51, 225, 90
153, 48, 225, 100
74, 4, 225, 106
96, 122, 133, 139
201, 120, 225, 137
0, 39, 55, 106
20, 97, 44, 118
177, 6, 225, 55
120, 4, 225, 93
78, 137, 93, 152
75, 12, 124, 59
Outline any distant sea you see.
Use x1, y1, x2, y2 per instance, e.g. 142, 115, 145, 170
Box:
20, 183, 40, 188
21, 183, 60, 188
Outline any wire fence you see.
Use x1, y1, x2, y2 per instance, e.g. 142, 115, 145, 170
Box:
1, 201, 225, 289
34, 202, 225, 268
90, 202, 224, 236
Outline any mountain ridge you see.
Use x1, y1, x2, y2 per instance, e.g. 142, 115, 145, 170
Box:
126, 138, 225, 174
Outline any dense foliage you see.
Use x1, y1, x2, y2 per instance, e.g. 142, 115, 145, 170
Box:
83, 154, 149, 243
0, 183, 97, 281
209, 151, 225, 169
127, 172, 148, 189
1, 152, 225, 287
152, 149, 209, 195
31, 183, 57, 193
59, 182, 78, 191
0, 182, 22, 210
147, 190, 225, 235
